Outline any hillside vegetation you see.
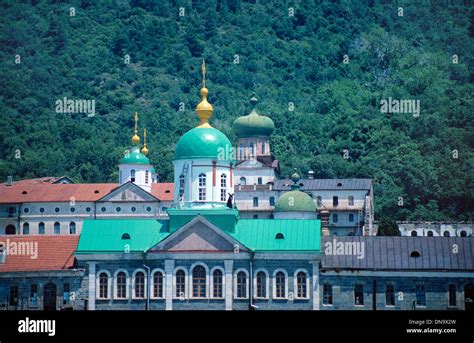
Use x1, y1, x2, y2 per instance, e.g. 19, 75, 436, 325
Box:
0, 0, 473, 220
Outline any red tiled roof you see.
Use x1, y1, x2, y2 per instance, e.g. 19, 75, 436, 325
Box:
151, 183, 174, 201
0, 183, 118, 203
0, 235, 79, 272
0, 181, 175, 203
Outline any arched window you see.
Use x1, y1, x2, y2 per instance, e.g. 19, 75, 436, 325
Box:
22, 223, 29, 235
198, 173, 206, 201
460, 230, 467, 237
427, 230, 434, 237
257, 177, 262, 185
145, 170, 149, 184
256, 271, 267, 298
69, 222, 76, 235
192, 265, 206, 298
411, 231, 417, 237
5, 225, 16, 235
249, 143, 254, 157
443, 231, 450, 237
220, 174, 227, 202
153, 271, 163, 298
236, 271, 247, 298
98, 272, 109, 299
240, 177, 246, 186
38, 222, 45, 235
239, 143, 243, 158
275, 271, 286, 299
54, 222, 60, 235
131, 169, 136, 182
175, 269, 186, 298
134, 271, 145, 298
212, 269, 223, 298
296, 271, 307, 299
116, 272, 127, 299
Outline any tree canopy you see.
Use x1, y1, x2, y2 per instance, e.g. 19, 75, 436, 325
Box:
0, 0, 472, 221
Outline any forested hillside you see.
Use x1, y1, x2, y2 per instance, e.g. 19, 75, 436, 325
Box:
0, 0, 473, 220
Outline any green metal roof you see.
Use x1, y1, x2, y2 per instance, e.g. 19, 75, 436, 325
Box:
167, 207, 240, 233
174, 127, 234, 161
231, 219, 321, 251
119, 146, 150, 165
76, 219, 169, 254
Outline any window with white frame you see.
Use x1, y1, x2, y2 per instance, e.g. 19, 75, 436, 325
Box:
236, 271, 247, 298
134, 271, 145, 298
296, 271, 308, 299
198, 173, 206, 201
220, 173, 227, 202
212, 269, 223, 298
256, 271, 267, 298
98, 272, 109, 299
153, 271, 164, 298
131, 169, 136, 182
175, 269, 186, 298
323, 284, 333, 305
116, 272, 127, 299
192, 265, 206, 298
274, 271, 286, 299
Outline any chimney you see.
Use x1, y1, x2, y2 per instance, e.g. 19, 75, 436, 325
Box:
308, 170, 314, 179
320, 209, 330, 236
6, 176, 13, 186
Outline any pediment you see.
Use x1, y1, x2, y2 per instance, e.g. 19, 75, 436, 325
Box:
150, 216, 247, 253
98, 182, 158, 202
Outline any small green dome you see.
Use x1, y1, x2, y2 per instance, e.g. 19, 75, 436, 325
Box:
174, 127, 234, 160
120, 146, 150, 165
232, 97, 275, 138
275, 188, 316, 212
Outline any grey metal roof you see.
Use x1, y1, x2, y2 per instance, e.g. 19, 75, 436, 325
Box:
273, 178, 372, 191
321, 237, 474, 271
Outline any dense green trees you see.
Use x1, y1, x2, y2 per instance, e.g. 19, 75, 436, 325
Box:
0, 0, 472, 221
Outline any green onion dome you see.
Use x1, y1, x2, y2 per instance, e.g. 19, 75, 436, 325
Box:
120, 146, 150, 165
174, 127, 234, 161
274, 186, 317, 212
275, 172, 316, 212
232, 97, 275, 138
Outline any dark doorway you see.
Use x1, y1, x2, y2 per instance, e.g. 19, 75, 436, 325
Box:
465, 284, 474, 311
43, 283, 57, 311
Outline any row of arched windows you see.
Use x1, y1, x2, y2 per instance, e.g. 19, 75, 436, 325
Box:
6, 222, 77, 235
96, 266, 310, 300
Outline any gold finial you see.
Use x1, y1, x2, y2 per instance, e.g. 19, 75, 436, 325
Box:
132, 112, 140, 145
196, 60, 213, 128
141, 128, 149, 155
